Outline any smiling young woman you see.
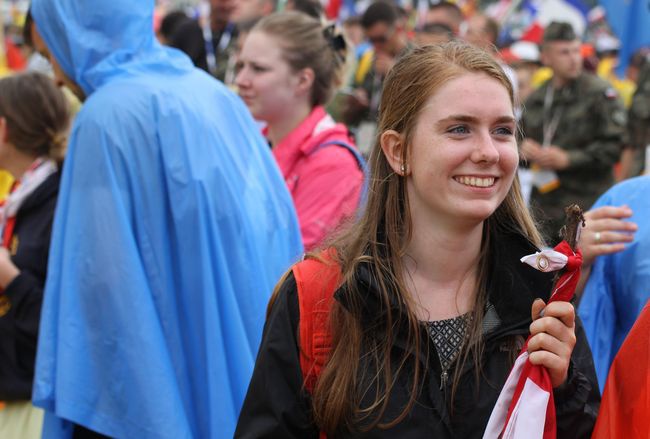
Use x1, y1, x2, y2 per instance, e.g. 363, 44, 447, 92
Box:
235, 42, 600, 439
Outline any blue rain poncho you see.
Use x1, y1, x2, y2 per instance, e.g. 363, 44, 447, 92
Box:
30, 1, 303, 438
578, 176, 650, 392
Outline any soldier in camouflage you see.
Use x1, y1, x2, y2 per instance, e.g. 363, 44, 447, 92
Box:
521, 22, 626, 243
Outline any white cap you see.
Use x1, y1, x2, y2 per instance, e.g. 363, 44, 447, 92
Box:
510, 41, 540, 63
595, 34, 620, 53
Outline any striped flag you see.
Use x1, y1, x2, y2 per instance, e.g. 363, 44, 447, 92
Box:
492, 0, 588, 45
483, 241, 583, 439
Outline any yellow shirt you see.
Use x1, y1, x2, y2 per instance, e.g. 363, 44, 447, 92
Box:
0, 170, 13, 201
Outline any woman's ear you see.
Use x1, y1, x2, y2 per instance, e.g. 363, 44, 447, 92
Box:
296, 67, 315, 96
380, 129, 408, 175
296, 67, 316, 94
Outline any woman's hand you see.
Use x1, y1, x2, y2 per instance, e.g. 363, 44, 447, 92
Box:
579, 205, 637, 268
0, 247, 19, 289
528, 299, 576, 388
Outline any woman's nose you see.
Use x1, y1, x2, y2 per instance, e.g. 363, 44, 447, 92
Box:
471, 133, 500, 164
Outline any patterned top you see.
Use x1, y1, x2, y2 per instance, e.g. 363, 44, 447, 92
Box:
425, 313, 471, 372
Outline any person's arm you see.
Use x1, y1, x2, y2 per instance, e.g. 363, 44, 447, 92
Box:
235, 273, 319, 439
575, 206, 636, 298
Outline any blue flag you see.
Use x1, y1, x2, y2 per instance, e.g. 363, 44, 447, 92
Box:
599, 0, 650, 76
31, 0, 303, 437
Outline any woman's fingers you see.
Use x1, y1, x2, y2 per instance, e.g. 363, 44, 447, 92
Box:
528, 300, 576, 387
587, 218, 638, 236
584, 205, 633, 221
531, 298, 545, 321
586, 242, 627, 258
530, 301, 576, 331
579, 208, 637, 267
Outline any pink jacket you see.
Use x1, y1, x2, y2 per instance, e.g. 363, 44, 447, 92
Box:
272, 106, 363, 250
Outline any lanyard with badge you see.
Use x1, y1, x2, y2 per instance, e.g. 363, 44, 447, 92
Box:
531, 86, 562, 193
203, 22, 235, 77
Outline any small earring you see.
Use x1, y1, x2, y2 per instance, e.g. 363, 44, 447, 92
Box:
400, 163, 407, 175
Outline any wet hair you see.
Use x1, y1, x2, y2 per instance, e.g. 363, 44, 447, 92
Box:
361, 1, 399, 29
252, 12, 348, 107
0, 72, 70, 163
302, 41, 540, 434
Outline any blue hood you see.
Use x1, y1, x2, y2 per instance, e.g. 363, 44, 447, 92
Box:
30, 3, 304, 438
31, 0, 169, 95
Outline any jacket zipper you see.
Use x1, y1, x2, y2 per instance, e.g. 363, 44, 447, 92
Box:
440, 369, 449, 390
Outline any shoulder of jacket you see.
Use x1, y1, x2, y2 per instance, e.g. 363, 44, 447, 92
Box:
526, 83, 549, 105
579, 74, 615, 97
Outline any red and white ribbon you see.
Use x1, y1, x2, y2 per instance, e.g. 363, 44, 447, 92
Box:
483, 241, 582, 439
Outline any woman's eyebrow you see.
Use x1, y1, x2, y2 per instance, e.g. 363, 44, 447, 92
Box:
436, 115, 515, 125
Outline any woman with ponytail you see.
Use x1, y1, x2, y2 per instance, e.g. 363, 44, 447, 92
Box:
0, 71, 69, 438
235, 12, 364, 250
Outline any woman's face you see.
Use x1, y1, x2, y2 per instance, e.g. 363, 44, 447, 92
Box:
405, 72, 518, 229
235, 31, 303, 124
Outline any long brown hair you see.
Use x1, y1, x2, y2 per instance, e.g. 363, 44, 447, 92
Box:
270, 42, 542, 434
0, 72, 70, 163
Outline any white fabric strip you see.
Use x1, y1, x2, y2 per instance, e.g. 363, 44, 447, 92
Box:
520, 249, 568, 273
501, 378, 550, 439
482, 351, 529, 438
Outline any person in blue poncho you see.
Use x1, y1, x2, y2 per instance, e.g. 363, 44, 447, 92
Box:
577, 176, 648, 393
27, 1, 303, 438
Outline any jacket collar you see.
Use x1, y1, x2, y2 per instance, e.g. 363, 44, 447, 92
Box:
17, 171, 61, 214
534, 73, 588, 105
334, 226, 554, 337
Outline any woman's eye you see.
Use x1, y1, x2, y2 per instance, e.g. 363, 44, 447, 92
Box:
448, 125, 469, 134
494, 127, 514, 136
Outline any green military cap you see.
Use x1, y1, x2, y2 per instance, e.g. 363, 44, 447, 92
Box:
543, 21, 577, 43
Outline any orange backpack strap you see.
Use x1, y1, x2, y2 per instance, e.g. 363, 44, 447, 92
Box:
292, 249, 341, 395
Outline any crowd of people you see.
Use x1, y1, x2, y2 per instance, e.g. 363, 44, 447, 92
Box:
0, 0, 647, 438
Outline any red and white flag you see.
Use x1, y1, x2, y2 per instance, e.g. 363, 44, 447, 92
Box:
483, 241, 582, 439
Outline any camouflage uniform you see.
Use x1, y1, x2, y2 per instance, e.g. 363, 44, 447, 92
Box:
522, 73, 626, 242
627, 62, 650, 176
209, 24, 238, 83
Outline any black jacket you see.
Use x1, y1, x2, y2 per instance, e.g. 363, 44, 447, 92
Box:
235, 229, 600, 438
0, 171, 60, 400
